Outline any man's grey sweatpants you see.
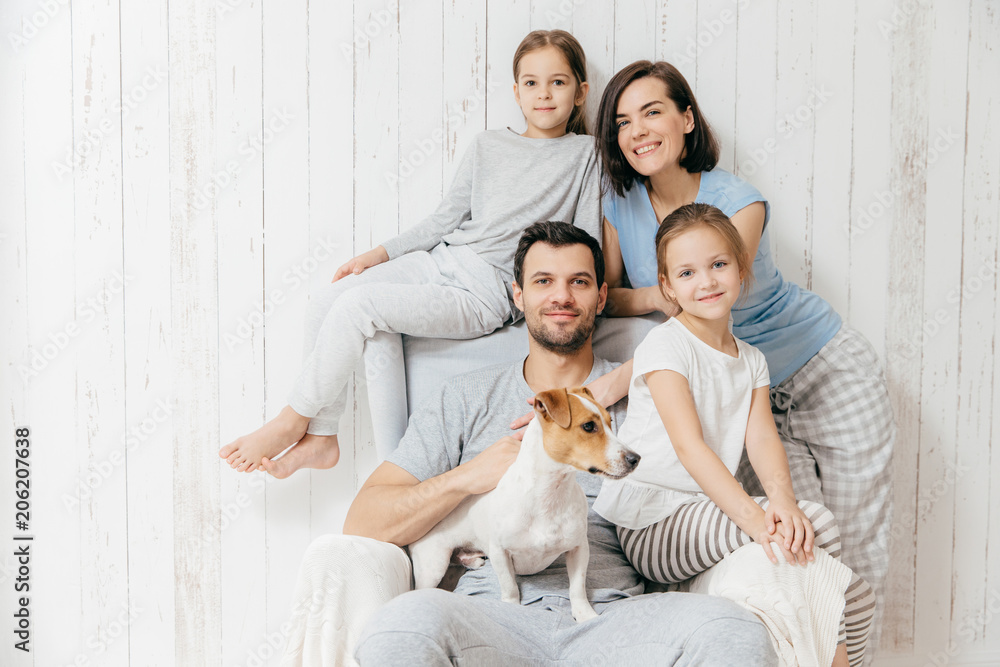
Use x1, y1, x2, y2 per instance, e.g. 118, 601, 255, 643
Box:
290, 244, 510, 435
355, 587, 777, 666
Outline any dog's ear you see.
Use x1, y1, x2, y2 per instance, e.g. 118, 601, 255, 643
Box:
571, 386, 595, 402
534, 388, 573, 429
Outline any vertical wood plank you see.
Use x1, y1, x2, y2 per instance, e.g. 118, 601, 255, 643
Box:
881, 0, 931, 654
693, 0, 738, 172
911, 0, 969, 658
0, 2, 72, 665
443, 1, 488, 174
260, 1, 313, 662
848, 0, 892, 355
530, 0, 572, 31
70, 2, 130, 665
168, 0, 222, 661
120, 0, 174, 663
485, 0, 529, 133
771, 0, 815, 288
809, 0, 854, 316
217, 0, 267, 662
571, 0, 614, 133
614, 0, 655, 72
733, 0, 777, 219
655, 0, 697, 82
953, 0, 998, 653
306, 0, 360, 537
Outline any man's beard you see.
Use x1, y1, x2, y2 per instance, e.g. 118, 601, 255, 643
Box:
525, 309, 595, 354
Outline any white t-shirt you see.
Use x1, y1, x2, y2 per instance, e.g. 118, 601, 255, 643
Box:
594, 318, 770, 530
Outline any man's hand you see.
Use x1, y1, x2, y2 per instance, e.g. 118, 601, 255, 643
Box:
458, 436, 522, 496
332, 245, 389, 282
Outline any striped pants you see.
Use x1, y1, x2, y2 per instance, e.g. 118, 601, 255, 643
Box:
618, 498, 876, 667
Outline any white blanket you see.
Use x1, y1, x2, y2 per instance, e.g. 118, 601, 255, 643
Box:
685, 542, 852, 667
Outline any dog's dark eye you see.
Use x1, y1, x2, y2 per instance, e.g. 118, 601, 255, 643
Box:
581, 421, 596, 433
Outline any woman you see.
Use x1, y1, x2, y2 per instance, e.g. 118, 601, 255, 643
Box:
590, 60, 893, 645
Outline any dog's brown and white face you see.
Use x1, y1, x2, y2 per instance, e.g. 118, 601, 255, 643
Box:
533, 386, 640, 479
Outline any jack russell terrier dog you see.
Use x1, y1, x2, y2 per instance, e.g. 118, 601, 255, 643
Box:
408, 386, 640, 622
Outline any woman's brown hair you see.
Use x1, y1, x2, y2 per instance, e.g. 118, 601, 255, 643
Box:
596, 60, 719, 197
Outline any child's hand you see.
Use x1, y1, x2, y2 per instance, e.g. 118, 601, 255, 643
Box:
333, 246, 389, 282
765, 500, 815, 565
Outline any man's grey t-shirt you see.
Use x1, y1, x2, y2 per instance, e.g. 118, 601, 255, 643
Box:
387, 357, 644, 606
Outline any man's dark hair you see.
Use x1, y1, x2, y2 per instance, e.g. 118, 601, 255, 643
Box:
513, 221, 605, 288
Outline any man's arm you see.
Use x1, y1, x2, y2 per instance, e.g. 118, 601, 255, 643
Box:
343, 436, 521, 547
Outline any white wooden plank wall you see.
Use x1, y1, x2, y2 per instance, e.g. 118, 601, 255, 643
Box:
1, 0, 997, 665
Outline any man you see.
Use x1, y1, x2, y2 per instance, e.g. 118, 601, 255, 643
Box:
282, 222, 775, 666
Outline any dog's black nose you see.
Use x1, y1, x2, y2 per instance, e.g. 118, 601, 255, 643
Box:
625, 451, 641, 468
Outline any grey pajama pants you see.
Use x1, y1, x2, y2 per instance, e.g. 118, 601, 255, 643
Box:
288, 245, 509, 435
355, 588, 777, 666
618, 498, 876, 667
736, 325, 895, 664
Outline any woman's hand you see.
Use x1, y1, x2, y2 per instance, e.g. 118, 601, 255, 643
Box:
332, 245, 389, 282
764, 499, 814, 565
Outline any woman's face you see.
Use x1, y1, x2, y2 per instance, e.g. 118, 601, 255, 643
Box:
614, 76, 694, 176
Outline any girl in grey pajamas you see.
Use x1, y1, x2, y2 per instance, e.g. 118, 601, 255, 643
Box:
219, 29, 602, 477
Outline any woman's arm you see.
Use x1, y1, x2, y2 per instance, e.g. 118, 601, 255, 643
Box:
744, 385, 814, 560
729, 201, 767, 267
602, 219, 677, 318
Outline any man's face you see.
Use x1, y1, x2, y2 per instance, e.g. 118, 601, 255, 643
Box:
513, 242, 607, 354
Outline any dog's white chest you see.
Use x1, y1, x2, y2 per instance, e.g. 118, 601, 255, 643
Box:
491, 483, 588, 575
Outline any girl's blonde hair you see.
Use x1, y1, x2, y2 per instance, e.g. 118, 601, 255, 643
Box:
655, 203, 754, 311
512, 30, 589, 136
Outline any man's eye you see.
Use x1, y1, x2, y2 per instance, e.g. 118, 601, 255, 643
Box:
581, 421, 596, 433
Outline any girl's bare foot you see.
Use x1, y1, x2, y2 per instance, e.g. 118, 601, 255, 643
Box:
219, 406, 310, 472
260, 434, 340, 479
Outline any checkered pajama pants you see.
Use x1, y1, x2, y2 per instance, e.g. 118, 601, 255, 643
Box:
736, 325, 895, 664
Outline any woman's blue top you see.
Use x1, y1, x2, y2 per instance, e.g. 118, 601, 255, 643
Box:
604, 168, 841, 386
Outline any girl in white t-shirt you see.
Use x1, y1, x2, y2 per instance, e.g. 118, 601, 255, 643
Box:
593, 203, 873, 667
